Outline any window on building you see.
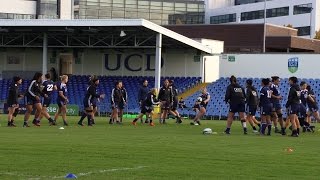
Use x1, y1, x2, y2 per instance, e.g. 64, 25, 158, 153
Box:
295, 26, 311, 36
235, 0, 271, 6
266, 6, 289, 18
210, 13, 236, 24
294, 3, 312, 15
241, 10, 264, 21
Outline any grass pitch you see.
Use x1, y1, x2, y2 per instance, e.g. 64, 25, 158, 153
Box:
0, 114, 319, 180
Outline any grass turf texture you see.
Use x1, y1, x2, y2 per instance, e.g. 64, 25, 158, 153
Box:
0, 114, 319, 180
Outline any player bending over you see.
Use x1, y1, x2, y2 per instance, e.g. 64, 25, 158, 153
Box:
132, 88, 160, 126
190, 88, 210, 126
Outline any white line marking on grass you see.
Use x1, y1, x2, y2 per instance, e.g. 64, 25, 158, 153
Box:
0, 166, 147, 180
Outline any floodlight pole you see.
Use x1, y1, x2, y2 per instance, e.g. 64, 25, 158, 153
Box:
155, 33, 162, 89
263, 0, 267, 53
42, 32, 48, 75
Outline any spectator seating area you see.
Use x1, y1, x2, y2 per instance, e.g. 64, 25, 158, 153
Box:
0, 76, 201, 114
180, 77, 320, 119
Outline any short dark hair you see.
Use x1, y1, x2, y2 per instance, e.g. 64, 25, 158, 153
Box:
246, 79, 253, 86
262, 78, 270, 86
115, 80, 122, 86
33, 72, 43, 81
13, 76, 21, 83
271, 76, 280, 82
45, 73, 51, 79
306, 85, 311, 91
300, 81, 306, 86
230, 75, 237, 83
289, 76, 298, 84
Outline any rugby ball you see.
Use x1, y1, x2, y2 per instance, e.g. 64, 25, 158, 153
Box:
202, 128, 212, 135
197, 97, 203, 102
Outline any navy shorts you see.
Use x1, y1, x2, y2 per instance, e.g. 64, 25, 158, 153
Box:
260, 104, 272, 116
42, 97, 52, 107
26, 95, 40, 105
288, 104, 300, 115
229, 103, 245, 113
299, 104, 307, 118
57, 99, 67, 107
272, 103, 282, 111
112, 102, 124, 110
308, 104, 319, 113
161, 101, 171, 110
91, 98, 97, 108
84, 98, 91, 108
246, 105, 257, 116
141, 106, 153, 114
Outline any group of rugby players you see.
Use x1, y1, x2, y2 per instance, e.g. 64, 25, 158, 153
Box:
224, 75, 318, 137
7, 72, 69, 127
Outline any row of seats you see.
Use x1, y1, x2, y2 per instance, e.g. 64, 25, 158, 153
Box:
180, 77, 320, 118
0, 76, 201, 113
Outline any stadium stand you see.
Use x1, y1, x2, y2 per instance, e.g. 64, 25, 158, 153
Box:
180, 77, 320, 119
0, 76, 201, 114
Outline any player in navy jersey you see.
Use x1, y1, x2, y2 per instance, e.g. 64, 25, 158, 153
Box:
158, 79, 174, 124
78, 76, 105, 126
190, 88, 210, 126
23, 72, 43, 127
40, 73, 56, 125
299, 82, 316, 132
224, 76, 247, 134
7, 76, 23, 127
169, 80, 183, 124
259, 78, 273, 135
53, 75, 69, 126
110, 81, 127, 124
132, 88, 160, 126
285, 76, 301, 137
306, 85, 320, 125
245, 79, 260, 133
270, 76, 283, 133
138, 79, 150, 123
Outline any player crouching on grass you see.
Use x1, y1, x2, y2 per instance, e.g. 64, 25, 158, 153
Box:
7, 76, 23, 127
245, 79, 260, 133
190, 88, 210, 126
224, 75, 247, 134
78, 76, 105, 126
132, 88, 160, 126
259, 78, 273, 136
286, 76, 301, 137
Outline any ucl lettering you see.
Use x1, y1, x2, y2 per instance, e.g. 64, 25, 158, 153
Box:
105, 54, 164, 71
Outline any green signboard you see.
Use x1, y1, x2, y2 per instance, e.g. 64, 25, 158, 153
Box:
228, 56, 235, 62
47, 104, 79, 116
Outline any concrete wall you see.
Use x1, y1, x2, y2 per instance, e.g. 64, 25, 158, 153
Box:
219, 54, 320, 78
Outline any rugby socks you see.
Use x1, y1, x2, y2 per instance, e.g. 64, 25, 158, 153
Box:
281, 127, 286, 135
79, 112, 87, 123
87, 114, 92, 126
63, 120, 68, 126
260, 123, 267, 135
225, 127, 231, 134
252, 126, 257, 131
267, 123, 272, 135
133, 118, 138, 123
7, 121, 12, 126
241, 120, 247, 133
297, 128, 300, 135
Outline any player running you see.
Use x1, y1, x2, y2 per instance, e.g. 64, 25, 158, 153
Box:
78, 76, 105, 126
169, 80, 183, 124
245, 79, 260, 133
190, 88, 210, 126
7, 76, 23, 127
24, 72, 43, 127
158, 79, 174, 124
270, 76, 283, 133
40, 73, 56, 125
259, 78, 273, 136
132, 88, 160, 126
285, 76, 301, 137
53, 75, 69, 126
224, 75, 247, 134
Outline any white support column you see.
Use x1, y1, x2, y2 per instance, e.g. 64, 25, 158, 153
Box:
42, 33, 48, 75
155, 33, 162, 89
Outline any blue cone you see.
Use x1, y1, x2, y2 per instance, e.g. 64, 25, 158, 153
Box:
65, 173, 77, 179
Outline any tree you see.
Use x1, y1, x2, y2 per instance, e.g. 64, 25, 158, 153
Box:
285, 24, 293, 28
314, 29, 320, 39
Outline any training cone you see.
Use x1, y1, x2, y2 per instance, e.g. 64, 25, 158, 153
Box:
65, 173, 77, 179
59, 127, 65, 130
